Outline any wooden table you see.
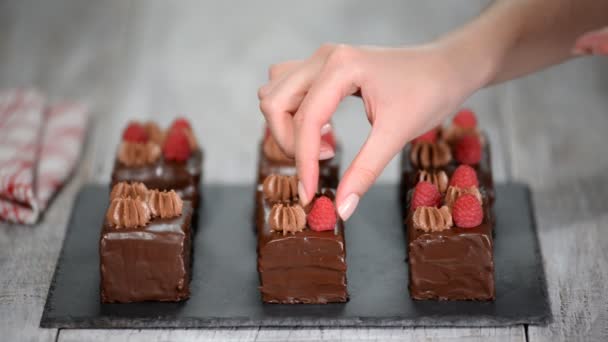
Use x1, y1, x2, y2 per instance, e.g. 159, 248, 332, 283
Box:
1, 1, 607, 341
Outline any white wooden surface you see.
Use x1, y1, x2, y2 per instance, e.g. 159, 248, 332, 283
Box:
0, 1, 606, 341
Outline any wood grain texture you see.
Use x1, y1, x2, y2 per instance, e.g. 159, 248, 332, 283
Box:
0, 1, 130, 341
59, 327, 525, 342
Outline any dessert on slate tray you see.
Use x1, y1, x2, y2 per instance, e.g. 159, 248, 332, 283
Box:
257, 126, 340, 189
401, 108, 495, 301
100, 182, 193, 303
406, 169, 495, 300
255, 174, 348, 304
399, 109, 494, 214
111, 118, 203, 210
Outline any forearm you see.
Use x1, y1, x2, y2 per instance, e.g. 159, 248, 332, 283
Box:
438, 0, 608, 91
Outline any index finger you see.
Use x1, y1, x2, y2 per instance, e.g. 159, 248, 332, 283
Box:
293, 49, 361, 205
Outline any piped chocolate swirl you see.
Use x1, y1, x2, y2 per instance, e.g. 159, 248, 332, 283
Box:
409, 141, 452, 169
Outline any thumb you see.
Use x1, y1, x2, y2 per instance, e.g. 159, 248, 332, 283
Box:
335, 124, 406, 221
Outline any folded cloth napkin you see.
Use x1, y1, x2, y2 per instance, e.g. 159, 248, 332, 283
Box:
0, 89, 88, 224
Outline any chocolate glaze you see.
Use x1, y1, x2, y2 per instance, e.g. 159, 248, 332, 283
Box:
256, 143, 341, 190
111, 150, 203, 209
255, 190, 348, 304
399, 135, 495, 213
406, 196, 495, 301
99, 202, 193, 303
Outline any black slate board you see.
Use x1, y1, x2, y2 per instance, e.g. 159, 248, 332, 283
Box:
41, 183, 551, 328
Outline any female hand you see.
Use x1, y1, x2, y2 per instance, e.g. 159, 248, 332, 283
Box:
573, 27, 608, 55
258, 43, 487, 220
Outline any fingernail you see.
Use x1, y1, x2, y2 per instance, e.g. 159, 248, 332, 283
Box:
320, 123, 332, 135
337, 193, 360, 221
298, 181, 309, 206
319, 147, 335, 160
319, 141, 335, 160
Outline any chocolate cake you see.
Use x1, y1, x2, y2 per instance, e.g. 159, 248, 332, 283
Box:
257, 127, 340, 189
111, 118, 203, 210
406, 189, 495, 300
255, 174, 348, 304
403, 109, 496, 301
100, 182, 193, 303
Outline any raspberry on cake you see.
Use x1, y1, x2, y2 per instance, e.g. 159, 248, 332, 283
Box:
453, 108, 478, 128
399, 107, 495, 212
163, 128, 192, 162
449, 165, 479, 188
122, 122, 149, 143
111, 118, 203, 210
411, 181, 441, 211
255, 174, 348, 304
454, 134, 482, 165
169, 117, 192, 132
307, 196, 337, 232
452, 194, 483, 228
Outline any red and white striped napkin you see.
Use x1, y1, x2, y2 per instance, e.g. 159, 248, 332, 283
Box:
0, 89, 89, 224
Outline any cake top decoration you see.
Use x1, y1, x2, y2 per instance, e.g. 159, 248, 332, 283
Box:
417, 170, 448, 194
122, 122, 149, 143
410, 165, 485, 231
269, 203, 306, 235
106, 197, 151, 229
450, 165, 479, 188
163, 128, 192, 162
169, 117, 192, 132
409, 141, 452, 169
452, 194, 483, 228
118, 141, 161, 167
412, 205, 453, 232
453, 108, 477, 128
106, 182, 184, 228
454, 134, 482, 165
169, 117, 198, 150
117, 118, 198, 166
147, 189, 183, 219
411, 181, 441, 211
263, 174, 298, 204
110, 182, 149, 200
144, 121, 165, 145
441, 109, 486, 146
306, 195, 337, 232
444, 185, 482, 209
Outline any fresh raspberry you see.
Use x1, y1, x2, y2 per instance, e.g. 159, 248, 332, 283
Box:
169, 117, 192, 133
321, 131, 337, 150
122, 122, 148, 143
453, 109, 477, 128
455, 135, 482, 165
450, 165, 479, 188
411, 181, 441, 211
452, 194, 483, 228
412, 128, 438, 144
307, 196, 337, 231
163, 129, 191, 162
